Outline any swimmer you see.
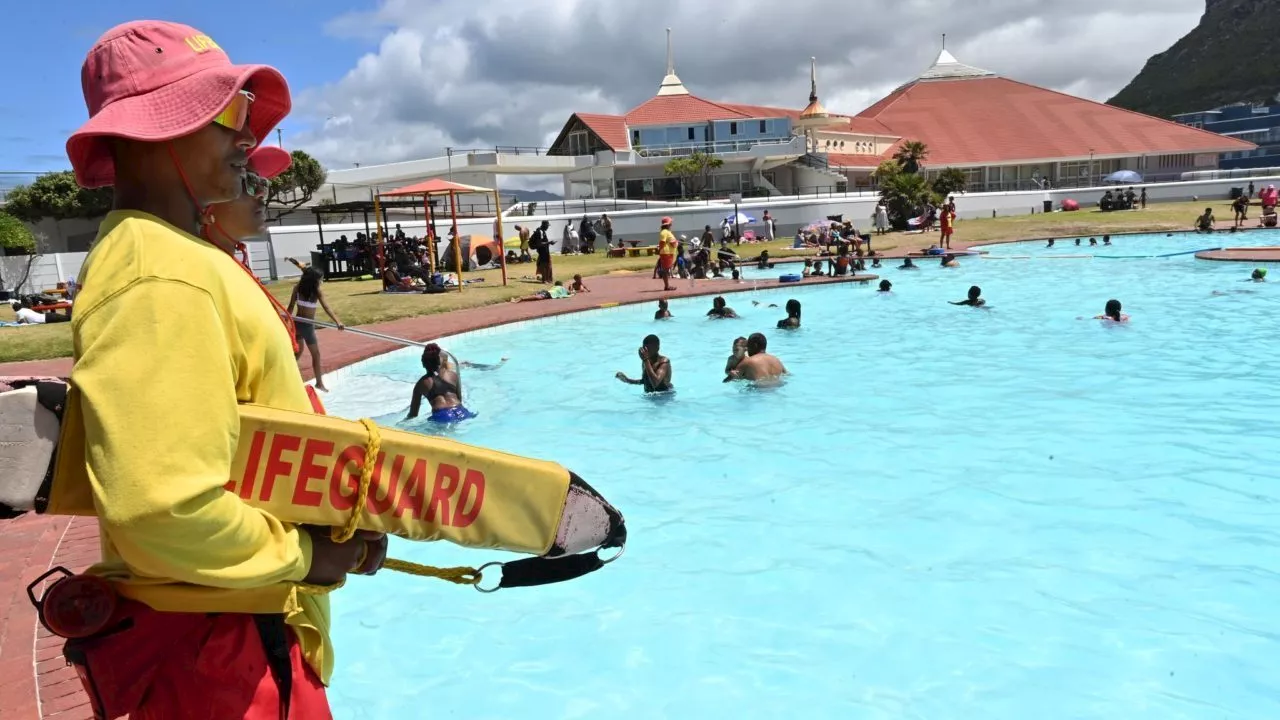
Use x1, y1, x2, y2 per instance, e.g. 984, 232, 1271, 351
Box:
707, 296, 739, 318
1046, 238, 1055, 248
949, 285, 986, 307
407, 343, 475, 422
723, 336, 747, 382
899, 257, 918, 270
1075, 238, 1081, 246
776, 299, 801, 329
1103, 235, 1112, 246
941, 253, 960, 268
728, 332, 787, 382
1251, 268, 1267, 282
1089, 237, 1097, 246
615, 334, 673, 393
654, 298, 673, 319
878, 279, 892, 292
1094, 299, 1129, 322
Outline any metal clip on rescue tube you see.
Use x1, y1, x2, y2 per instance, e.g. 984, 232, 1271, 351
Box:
1, 377, 627, 593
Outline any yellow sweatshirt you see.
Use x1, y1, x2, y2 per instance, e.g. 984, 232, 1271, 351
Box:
69, 210, 332, 683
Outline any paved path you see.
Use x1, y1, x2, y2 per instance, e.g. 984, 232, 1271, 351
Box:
0, 267, 878, 719
1195, 247, 1280, 262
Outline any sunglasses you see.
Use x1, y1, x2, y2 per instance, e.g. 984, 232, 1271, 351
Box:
243, 171, 269, 200
213, 90, 255, 132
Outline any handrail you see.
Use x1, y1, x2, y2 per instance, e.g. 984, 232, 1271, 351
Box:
635, 136, 802, 158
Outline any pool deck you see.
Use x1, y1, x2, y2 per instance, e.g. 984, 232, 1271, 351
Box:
1194, 246, 1280, 262
0, 268, 877, 719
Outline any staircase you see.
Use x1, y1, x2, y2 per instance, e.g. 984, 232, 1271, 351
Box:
794, 153, 849, 187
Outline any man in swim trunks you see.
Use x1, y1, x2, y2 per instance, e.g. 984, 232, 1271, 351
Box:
407, 343, 475, 421
657, 216, 677, 291
615, 334, 673, 393
950, 285, 986, 307
60, 20, 385, 718
707, 296, 739, 318
730, 332, 787, 381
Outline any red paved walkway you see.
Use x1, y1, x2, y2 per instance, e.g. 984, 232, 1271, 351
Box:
0, 268, 875, 719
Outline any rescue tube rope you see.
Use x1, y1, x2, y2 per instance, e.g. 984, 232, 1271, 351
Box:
295, 418, 483, 594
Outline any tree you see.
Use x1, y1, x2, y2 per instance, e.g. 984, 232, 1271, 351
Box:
0, 212, 39, 293
267, 150, 327, 221
891, 140, 930, 175
3, 171, 113, 222
663, 151, 724, 198
878, 172, 936, 230
931, 167, 968, 198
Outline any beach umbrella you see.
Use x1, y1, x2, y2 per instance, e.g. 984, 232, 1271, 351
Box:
1104, 170, 1143, 184
723, 212, 755, 225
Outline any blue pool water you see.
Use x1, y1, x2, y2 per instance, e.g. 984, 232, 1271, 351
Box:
323, 231, 1280, 719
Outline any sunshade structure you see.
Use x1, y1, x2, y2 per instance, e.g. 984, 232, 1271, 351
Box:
376, 178, 508, 291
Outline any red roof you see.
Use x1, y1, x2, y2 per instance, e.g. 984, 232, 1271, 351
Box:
827, 152, 892, 169
624, 95, 751, 125
720, 102, 801, 120
382, 178, 493, 197
574, 113, 629, 151
855, 76, 1255, 165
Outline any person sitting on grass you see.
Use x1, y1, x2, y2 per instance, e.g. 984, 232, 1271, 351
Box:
615, 334, 672, 393
950, 285, 986, 307
707, 296, 739, 318
655, 298, 673, 320
571, 273, 589, 293
776, 299, 801, 329
511, 280, 573, 302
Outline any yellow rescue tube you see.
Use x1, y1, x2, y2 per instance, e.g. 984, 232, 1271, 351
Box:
38, 387, 619, 558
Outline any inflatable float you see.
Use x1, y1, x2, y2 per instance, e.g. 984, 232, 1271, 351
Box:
0, 378, 626, 593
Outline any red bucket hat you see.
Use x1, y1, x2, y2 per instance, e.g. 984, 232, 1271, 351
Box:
661, 216, 672, 226
66, 20, 291, 189
247, 145, 291, 180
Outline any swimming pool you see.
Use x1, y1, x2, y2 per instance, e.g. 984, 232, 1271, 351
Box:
323, 230, 1280, 719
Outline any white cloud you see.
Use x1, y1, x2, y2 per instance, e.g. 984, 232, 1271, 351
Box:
290, 0, 1205, 170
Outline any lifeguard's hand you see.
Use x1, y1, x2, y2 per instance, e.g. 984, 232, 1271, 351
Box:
302, 526, 387, 585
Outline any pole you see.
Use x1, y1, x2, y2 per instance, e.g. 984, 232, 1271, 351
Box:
493, 188, 507, 286
276, 128, 283, 148
734, 198, 740, 239
424, 196, 436, 277
447, 147, 453, 182
294, 316, 427, 348
449, 190, 463, 293
373, 195, 386, 287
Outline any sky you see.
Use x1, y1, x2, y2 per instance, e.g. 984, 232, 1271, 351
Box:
1, 0, 1208, 187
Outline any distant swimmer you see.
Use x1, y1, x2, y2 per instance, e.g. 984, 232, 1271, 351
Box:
940, 253, 960, 268
950, 285, 986, 307
776, 299, 801, 329
899, 257, 918, 270
1252, 268, 1267, 282
723, 336, 747, 382
1046, 238, 1055, 248
615, 333, 673, 393
1094, 299, 1130, 322
728, 332, 787, 382
707, 295, 739, 318
408, 343, 475, 422
655, 298, 673, 320
878, 279, 893, 292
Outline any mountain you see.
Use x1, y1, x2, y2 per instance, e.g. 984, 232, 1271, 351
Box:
1108, 0, 1280, 118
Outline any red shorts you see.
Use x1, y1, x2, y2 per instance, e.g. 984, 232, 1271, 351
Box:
67, 600, 331, 720
658, 254, 675, 269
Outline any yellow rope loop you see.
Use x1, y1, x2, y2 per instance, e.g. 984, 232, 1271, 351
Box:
331, 417, 380, 544
383, 558, 482, 586
292, 417, 482, 593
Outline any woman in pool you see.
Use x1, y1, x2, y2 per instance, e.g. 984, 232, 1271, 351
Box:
408, 343, 475, 422
777, 299, 801, 329
655, 298, 673, 319
949, 285, 986, 307
1094, 299, 1129, 322
288, 267, 345, 392
724, 336, 748, 382
707, 296, 739, 318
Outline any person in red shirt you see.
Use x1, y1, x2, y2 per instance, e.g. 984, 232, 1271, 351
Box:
940, 207, 955, 249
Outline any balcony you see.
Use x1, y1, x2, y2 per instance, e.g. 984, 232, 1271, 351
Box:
631, 136, 806, 162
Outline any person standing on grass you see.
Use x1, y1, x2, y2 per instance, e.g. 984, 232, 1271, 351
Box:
59, 20, 386, 718
288, 267, 344, 392
656, 216, 678, 291
531, 219, 554, 283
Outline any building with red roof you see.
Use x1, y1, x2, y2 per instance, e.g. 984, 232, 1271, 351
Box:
545, 35, 1253, 200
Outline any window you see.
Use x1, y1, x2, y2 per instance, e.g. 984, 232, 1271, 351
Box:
688, 127, 695, 141
730, 122, 738, 135
759, 120, 767, 133
566, 130, 590, 156
631, 130, 640, 146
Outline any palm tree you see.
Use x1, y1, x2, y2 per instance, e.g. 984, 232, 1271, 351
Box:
892, 141, 930, 175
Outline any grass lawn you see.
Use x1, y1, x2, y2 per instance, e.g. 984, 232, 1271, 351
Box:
0, 200, 1241, 363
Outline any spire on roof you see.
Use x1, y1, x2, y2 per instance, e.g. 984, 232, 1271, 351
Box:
656, 27, 689, 96
800, 56, 829, 119
917, 36, 996, 81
